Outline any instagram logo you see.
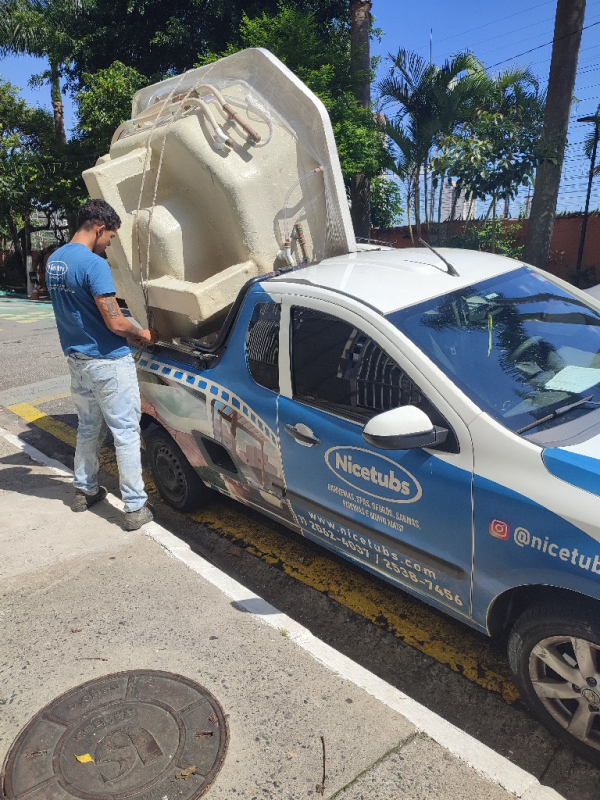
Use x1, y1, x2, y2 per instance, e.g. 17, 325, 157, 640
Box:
489, 519, 510, 540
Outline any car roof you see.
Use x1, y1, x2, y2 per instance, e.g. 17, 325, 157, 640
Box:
269, 247, 523, 315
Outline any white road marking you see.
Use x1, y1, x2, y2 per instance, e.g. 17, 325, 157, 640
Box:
0, 425, 564, 800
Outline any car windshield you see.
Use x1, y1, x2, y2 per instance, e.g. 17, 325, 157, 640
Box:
388, 267, 600, 434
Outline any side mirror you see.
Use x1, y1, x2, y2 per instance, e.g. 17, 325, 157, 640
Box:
362, 406, 448, 450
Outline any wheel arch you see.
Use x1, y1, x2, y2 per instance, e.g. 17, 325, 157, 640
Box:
487, 583, 600, 638
141, 411, 160, 431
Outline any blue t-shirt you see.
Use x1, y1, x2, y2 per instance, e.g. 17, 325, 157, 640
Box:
46, 243, 130, 358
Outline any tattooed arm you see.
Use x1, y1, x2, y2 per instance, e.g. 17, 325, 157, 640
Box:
94, 294, 158, 345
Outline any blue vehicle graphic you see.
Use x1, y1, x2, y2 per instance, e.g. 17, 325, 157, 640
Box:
137, 250, 600, 765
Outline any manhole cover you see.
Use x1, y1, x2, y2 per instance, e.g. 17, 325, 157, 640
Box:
1, 670, 228, 800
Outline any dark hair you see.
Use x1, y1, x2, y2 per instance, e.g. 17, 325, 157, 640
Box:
77, 199, 121, 231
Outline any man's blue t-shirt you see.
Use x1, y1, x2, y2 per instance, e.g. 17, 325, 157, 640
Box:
46, 243, 130, 359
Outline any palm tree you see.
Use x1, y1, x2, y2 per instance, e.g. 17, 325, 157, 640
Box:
0, 0, 79, 145
378, 48, 485, 238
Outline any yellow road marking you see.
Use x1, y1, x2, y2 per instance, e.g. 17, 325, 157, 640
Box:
7, 403, 119, 479
7, 401, 518, 703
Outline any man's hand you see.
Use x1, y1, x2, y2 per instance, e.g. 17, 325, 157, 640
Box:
127, 328, 159, 347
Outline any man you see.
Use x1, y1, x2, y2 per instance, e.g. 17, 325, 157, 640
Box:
46, 199, 158, 530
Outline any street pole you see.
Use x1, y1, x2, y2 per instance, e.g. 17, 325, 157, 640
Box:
575, 115, 600, 272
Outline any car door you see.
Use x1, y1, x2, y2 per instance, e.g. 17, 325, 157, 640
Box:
277, 295, 475, 619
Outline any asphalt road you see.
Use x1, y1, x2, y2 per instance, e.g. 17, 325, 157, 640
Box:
1, 294, 599, 799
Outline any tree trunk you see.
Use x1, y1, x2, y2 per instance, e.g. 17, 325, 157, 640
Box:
65, 209, 77, 237
523, 0, 586, 267
349, 174, 371, 239
414, 172, 422, 238
50, 60, 67, 146
437, 173, 444, 244
6, 212, 24, 273
423, 163, 429, 234
349, 0, 372, 239
450, 184, 458, 221
407, 186, 414, 243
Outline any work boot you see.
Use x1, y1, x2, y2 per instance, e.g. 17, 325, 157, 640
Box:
123, 503, 153, 531
71, 486, 107, 512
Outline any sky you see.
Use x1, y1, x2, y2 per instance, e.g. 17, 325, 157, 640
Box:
1, 0, 600, 215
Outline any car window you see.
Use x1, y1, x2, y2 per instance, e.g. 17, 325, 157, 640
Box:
389, 267, 600, 437
246, 301, 280, 392
291, 307, 422, 421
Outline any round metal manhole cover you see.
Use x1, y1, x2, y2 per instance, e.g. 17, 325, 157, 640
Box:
1, 670, 228, 800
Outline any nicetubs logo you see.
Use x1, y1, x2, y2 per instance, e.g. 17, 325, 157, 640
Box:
325, 446, 422, 504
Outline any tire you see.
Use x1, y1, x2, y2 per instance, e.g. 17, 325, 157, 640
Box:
508, 600, 600, 765
146, 428, 212, 512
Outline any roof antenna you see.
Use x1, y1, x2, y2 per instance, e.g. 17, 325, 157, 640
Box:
418, 237, 460, 277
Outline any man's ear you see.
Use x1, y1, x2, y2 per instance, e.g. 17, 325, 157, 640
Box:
95, 224, 106, 238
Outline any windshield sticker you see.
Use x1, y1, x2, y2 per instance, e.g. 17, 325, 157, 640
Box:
325, 446, 422, 504
526, 269, 550, 283
545, 365, 600, 394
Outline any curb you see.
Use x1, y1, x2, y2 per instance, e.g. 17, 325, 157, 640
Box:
0, 425, 564, 800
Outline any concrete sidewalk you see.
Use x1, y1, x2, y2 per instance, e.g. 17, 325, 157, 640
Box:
0, 431, 562, 800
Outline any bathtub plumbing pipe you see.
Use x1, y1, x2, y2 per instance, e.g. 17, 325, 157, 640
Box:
277, 239, 295, 266
293, 223, 310, 263
178, 97, 235, 149
223, 94, 273, 147
192, 85, 262, 143
281, 166, 324, 246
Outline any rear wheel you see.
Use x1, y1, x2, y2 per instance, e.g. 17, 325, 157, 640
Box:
508, 601, 600, 765
146, 428, 212, 511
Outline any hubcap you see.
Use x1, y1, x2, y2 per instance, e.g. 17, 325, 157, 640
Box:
530, 635, 600, 750
156, 445, 186, 503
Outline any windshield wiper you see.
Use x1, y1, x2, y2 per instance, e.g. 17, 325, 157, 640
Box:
516, 395, 599, 434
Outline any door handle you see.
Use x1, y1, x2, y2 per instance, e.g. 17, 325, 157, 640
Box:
284, 423, 321, 447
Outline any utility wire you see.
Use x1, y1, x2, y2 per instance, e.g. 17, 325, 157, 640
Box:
434, 0, 558, 45
486, 20, 600, 69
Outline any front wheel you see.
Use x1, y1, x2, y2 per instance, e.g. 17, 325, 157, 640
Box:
146, 428, 212, 511
508, 601, 600, 765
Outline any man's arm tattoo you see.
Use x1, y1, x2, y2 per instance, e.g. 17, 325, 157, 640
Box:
97, 295, 142, 337
99, 296, 120, 319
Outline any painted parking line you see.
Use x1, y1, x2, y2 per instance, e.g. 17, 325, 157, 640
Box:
5, 400, 518, 704
0, 305, 55, 323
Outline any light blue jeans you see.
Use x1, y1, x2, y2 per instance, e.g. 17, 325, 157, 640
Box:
67, 353, 147, 512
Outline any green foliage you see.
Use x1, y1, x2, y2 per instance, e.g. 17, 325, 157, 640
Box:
370, 175, 403, 228
0, 78, 52, 220
449, 219, 524, 259
379, 49, 487, 229
443, 70, 544, 203
0, 77, 84, 258
380, 51, 545, 231
64, 0, 348, 86
197, 3, 388, 181
76, 61, 148, 159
